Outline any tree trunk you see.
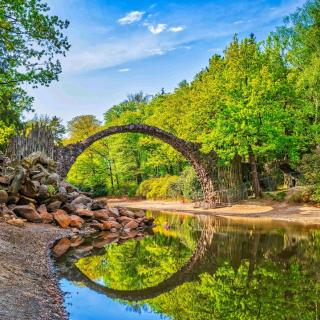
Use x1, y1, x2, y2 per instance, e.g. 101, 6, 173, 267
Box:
248, 147, 262, 198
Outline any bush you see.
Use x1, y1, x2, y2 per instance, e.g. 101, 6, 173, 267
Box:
173, 167, 203, 201
136, 167, 204, 201
299, 149, 320, 203
310, 185, 320, 203
287, 187, 313, 204
136, 175, 180, 200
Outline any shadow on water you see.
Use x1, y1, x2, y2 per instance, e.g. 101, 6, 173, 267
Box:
54, 210, 320, 320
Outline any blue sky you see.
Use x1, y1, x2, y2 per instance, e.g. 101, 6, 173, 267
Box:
26, 0, 306, 123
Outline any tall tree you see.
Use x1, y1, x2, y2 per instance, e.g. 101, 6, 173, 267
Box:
0, 0, 70, 149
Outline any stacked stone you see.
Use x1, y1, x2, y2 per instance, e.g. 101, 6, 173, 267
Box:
0, 152, 154, 231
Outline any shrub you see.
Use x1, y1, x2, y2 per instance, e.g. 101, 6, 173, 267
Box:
299, 149, 320, 203
173, 167, 203, 201
136, 175, 180, 200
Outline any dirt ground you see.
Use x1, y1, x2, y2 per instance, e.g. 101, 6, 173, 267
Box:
0, 223, 69, 320
107, 198, 320, 226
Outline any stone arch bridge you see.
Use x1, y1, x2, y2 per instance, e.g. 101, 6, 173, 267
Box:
56, 218, 219, 301
55, 124, 219, 206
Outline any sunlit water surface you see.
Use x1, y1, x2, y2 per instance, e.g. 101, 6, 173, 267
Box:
54, 211, 320, 320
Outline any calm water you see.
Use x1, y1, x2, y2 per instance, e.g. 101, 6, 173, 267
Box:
54, 211, 320, 320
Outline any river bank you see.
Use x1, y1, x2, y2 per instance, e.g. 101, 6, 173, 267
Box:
0, 223, 69, 320
107, 199, 320, 226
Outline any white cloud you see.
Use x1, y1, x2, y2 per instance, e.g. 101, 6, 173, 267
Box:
208, 47, 223, 53
148, 23, 167, 34
233, 20, 244, 25
118, 68, 130, 72
64, 35, 176, 73
118, 11, 145, 25
169, 26, 185, 33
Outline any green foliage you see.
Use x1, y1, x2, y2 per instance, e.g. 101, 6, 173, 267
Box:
299, 149, 320, 202
174, 167, 203, 201
265, 190, 287, 202
47, 184, 56, 195
136, 175, 180, 200
0, 0, 70, 87
0, 0, 70, 150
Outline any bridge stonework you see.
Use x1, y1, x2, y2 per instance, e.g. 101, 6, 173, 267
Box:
55, 124, 219, 206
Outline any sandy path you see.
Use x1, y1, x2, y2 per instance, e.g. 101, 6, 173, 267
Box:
0, 223, 69, 320
107, 199, 320, 226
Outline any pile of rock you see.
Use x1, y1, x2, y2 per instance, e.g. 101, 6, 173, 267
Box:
0, 152, 154, 231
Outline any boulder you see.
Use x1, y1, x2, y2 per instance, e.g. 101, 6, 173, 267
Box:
0, 190, 8, 204
102, 220, 121, 230
91, 200, 107, 211
61, 203, 76, 214
39, 212, 53, 224
70, 236, 84, 247
7, 218, 25, 228
38, 184, 49, 199
53, 192, 68, 203
74, 245, 93, 254
109, 207, 120, 217
13, 205, 41, 223
7, 195, 20, 205
75, 208, 94, 219
58, 186, 67, 194
117, 216, 134, 225
1, 206, 15, 217
93, 209, 109, 221
59, 181, 76, 193
52, 238, 71, 257
67, 191, 80, 201
47, 200, 62, 212
125, 220, 139, 230
20, 180, 39, 198
37, 204, 48, 215
89, 221, 104, 231
47, 173, 60, 186
18, 195, 37, 206
134, 210, 146, 218
8, 166, 26, 194
53, 209, 71, 228
0, 176, 10, 185
124, 210, 135, 218
69, 215, 84, 229
71, 195, 92, 206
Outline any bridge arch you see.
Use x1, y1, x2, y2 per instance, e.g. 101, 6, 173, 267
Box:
57, 218, 218, 301
56, 124, 218, 206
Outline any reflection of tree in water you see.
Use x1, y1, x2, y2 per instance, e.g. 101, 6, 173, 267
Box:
57, 215, 320, 320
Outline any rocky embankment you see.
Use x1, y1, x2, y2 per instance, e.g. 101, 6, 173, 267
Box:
0, 152, 154, 233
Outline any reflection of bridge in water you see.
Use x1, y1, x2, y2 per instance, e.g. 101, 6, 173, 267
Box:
56, 217, 306, 302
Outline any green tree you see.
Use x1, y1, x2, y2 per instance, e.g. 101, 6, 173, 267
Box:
0, 0, 70, 149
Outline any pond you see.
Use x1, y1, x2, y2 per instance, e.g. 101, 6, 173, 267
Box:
54, 210, 320, 320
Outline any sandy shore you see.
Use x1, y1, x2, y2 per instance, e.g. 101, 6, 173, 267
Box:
108, 199, 320, 226
0, 223, 69, 320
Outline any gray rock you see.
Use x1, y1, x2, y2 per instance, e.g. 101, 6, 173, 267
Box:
0, 190, 8, 204
91, 200, 107, 211
38, 184, 49, 199
47, 200, 62, 212
20, 180, 39, 198
13, 205, 41, 223
71, 195, 92, 206
47, 173, 60, 186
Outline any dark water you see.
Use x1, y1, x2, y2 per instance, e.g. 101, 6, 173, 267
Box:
54, 211, 320, 320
